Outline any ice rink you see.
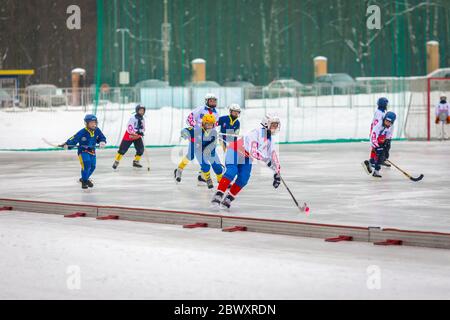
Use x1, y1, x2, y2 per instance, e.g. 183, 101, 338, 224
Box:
1, 211, 450, 300
0, 141, 449, 232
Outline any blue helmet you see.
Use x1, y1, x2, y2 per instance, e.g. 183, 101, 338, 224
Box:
377, 97, 389, 111
384, 111, 396, 124
84, 114, 98, 124
135, 104, 146, 114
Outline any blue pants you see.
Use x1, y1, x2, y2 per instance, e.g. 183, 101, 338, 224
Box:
224, 149, 252, 188
78, 152, 96, 182
195, 149, 223, 175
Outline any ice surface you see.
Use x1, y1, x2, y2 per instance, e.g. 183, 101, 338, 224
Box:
1, 211, 450, 300
0, 141, 449, 232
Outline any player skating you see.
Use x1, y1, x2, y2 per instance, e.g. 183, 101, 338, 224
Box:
175, 114, 224, 189
211, 114, 281, 209
174, 93, 220, 184
59, 114, 107, 189
112, 105, 147, 169
435, 95, 449, 140
370, 97, 392, 168
217, 104, 241, 151
362, 112, 396, 178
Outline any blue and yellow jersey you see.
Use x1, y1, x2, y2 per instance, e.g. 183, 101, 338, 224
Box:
181, 126, 217, 154
66, 127, 107, 155
218, 115, 240, 142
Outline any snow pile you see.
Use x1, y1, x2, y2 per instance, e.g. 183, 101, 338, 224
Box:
0, 92, 412, 150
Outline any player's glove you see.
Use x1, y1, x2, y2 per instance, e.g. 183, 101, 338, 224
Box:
99, 141, 106, 149
273, 173, 281, 189
137, 131, 145, 137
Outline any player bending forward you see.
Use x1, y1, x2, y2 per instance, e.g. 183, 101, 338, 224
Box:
211, 114, 282, 209
370, 97, 391, 167
113, 105, 147, 169
175, 114, 224, 188
59, 114, 107, 189
362, 112, 396, 178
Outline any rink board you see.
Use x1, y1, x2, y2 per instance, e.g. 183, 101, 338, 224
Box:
2, 198, 450, 250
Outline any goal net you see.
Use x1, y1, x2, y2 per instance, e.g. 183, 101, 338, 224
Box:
404, 78, 450, 140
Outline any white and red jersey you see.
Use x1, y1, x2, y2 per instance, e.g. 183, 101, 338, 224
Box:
435, 102, 449, 117
370, 121, 393, 148
229, 128, 280, 173
186, 105, 220, 128
370, 109, 386, 135
123, 115, 146, 141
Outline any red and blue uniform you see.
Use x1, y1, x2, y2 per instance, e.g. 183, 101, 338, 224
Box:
369, 121, 393, 171
217, 127, 279, 197
66, 127, 107, 182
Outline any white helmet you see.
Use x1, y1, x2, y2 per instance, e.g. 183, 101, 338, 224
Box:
228, 103, 241, 113
261, 114, 281, 134
205, 93, 217, 106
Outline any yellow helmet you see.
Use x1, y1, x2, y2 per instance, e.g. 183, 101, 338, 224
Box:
202, 113, 216, 126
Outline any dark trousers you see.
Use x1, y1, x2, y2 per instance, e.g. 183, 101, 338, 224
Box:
118, 138, 144, 157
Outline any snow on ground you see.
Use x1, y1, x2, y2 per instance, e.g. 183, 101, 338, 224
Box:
1, 97, 399, 150
1, 211, 450, 300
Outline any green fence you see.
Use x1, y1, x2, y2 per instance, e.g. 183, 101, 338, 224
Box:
95, 0, 450, 88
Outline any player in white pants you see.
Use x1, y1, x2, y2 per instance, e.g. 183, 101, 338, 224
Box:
435, 96, 449, 140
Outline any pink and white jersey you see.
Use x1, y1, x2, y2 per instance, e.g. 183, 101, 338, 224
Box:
371, 121, 394, 148
123, 116, 146, 141
186, 106, 220, 128
435, 102, 449, 117
230, 128, 280, 173
370, 109, 386, 134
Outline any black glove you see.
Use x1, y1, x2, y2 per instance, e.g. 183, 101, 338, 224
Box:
383, 139, 391, 159
137, 131, 144, 137
273, 173, 281, 189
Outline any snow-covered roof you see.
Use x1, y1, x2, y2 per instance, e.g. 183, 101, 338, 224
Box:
191, 58, 206, 64
71, 68, 86, 75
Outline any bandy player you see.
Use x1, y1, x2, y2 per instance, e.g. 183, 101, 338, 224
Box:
211, 114, 282, 209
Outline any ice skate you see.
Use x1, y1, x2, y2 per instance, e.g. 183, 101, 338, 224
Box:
362, 160, 372, 174
372, 170, 382, 178
197, 174, 207, 186
220, 194, 235, 209
381, 161, 391, 168
211, 191, 225, 207
81, 180, 89, 189
79, 178, 94, 188
133, 160, 143, 168
112, 160, 120, 170
206, 177, 214, 189
174, 168, 182, 183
